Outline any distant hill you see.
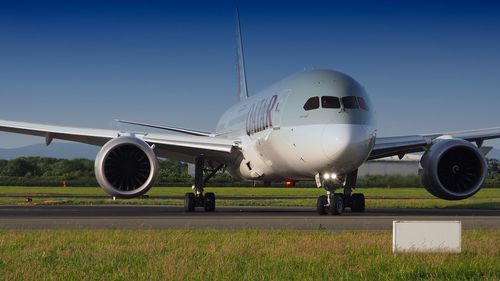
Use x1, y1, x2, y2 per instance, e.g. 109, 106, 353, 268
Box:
1, 142, 499, 161
0, 143, 99, 160
488, 148, 500, 160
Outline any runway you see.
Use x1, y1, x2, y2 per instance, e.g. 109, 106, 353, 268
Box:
0, 205, 499, 231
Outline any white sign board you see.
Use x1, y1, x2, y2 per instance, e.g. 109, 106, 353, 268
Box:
393, 221, 461, 253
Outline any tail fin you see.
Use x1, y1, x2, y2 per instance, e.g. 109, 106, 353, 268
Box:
236, 8, 249, 101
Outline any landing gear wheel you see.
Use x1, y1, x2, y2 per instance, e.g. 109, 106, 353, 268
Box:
184, 192, 195, 212
351, 193, 365, 213
335, 193, 346, 212
329, 194, 344, 215
204, 192, 216, 212
316, 195, 328, 215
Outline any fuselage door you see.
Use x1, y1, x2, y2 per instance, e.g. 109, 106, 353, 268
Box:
272, 89, 291, 129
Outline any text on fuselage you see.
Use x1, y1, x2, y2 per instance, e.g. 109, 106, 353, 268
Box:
246, 95, 278, 135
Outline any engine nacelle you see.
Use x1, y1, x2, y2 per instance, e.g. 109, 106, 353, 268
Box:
95, 136, 158, 199
420, 138, 487, 200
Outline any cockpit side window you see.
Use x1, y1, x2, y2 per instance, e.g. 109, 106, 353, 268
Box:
357, 96, 369, 110
341, 96, 359, 109
321, 96, 341, 108
303, 96, 319, 111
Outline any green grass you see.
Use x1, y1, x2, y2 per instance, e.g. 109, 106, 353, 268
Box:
0, 186, 499, 209
0, 186, 499, 198
0, 230, 498, 281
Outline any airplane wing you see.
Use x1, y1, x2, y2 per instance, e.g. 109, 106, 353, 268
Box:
369, 127, 500, 160
115, 119, 215, 137
0, 119, 238, 163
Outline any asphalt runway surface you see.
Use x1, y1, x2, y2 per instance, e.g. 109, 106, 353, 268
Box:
0, 205, 499, 231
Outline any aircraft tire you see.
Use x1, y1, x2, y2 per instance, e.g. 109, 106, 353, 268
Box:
329, 194, 344, 215
204, 192, 216, 212
351, 193, 365, 213
184, 192, 195, 212
335, 193, 347, 212
316, 195, 328, 215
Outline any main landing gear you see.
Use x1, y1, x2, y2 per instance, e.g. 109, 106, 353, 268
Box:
316, 170, 365, 215
184, 156, 224, 212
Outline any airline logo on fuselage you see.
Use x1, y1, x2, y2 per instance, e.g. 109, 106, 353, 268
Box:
246, 95, 278, 135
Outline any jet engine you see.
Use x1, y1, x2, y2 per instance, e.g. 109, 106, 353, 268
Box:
420, 138, 487, 200
95, 136, 158, 198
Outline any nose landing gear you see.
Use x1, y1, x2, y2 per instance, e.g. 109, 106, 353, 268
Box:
316, 191, 345, 215
316, 170, 365, 215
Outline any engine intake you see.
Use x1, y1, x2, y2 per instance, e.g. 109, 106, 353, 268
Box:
95, 136, 158, 198
420, 138, 487, 200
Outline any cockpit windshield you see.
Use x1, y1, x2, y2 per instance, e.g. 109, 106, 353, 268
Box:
357, 96, 369, 110
321, 96, 341, 108
341, 96, 359, 109
303, 96, 320, 111
303, 95, 368, 111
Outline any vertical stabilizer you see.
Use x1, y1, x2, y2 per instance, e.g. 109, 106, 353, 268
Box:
236, 8, 249, 101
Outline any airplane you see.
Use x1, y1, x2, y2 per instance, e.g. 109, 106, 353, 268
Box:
1, 10, 499, 215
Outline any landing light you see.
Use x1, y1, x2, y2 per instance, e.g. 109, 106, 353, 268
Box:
323, 173, 337, 180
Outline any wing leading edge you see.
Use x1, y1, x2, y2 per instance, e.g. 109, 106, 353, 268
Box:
115, 119, 216, 137
0, 119, 237, 163
369, 127, 500, 160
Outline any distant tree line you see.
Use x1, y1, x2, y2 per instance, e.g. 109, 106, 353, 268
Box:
0, 157, 240, 187
0, 157, 94, 178
488, 158, 500, 177
0, 157, 499, 187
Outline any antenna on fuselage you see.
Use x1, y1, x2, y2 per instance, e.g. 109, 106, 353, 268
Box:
236, 8, 249, 101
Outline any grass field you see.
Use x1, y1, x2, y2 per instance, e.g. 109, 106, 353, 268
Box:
0, 230, 498, 281
1, 189, 498, 280
0, 186, 499, 209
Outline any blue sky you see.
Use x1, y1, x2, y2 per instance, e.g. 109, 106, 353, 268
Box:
1, 0, 499, 149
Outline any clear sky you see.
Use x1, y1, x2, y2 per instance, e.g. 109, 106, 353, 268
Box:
1, 0, 499, 149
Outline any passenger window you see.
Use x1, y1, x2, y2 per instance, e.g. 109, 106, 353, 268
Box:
303, 96, 319, 111
357, 97, 369, 110
321, 96, 341, 108
341, 96, 359, 109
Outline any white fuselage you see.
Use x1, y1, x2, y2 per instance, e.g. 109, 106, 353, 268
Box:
215, 69, 377, 181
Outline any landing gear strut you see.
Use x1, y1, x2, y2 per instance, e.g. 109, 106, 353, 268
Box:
184, 156, 224, 212
316, 170, 365, 215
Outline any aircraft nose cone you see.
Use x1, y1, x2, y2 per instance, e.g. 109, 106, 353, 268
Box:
321, 124, 373, 169
321, 125, 351, 160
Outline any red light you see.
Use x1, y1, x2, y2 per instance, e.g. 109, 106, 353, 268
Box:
284, 179, 295, 187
